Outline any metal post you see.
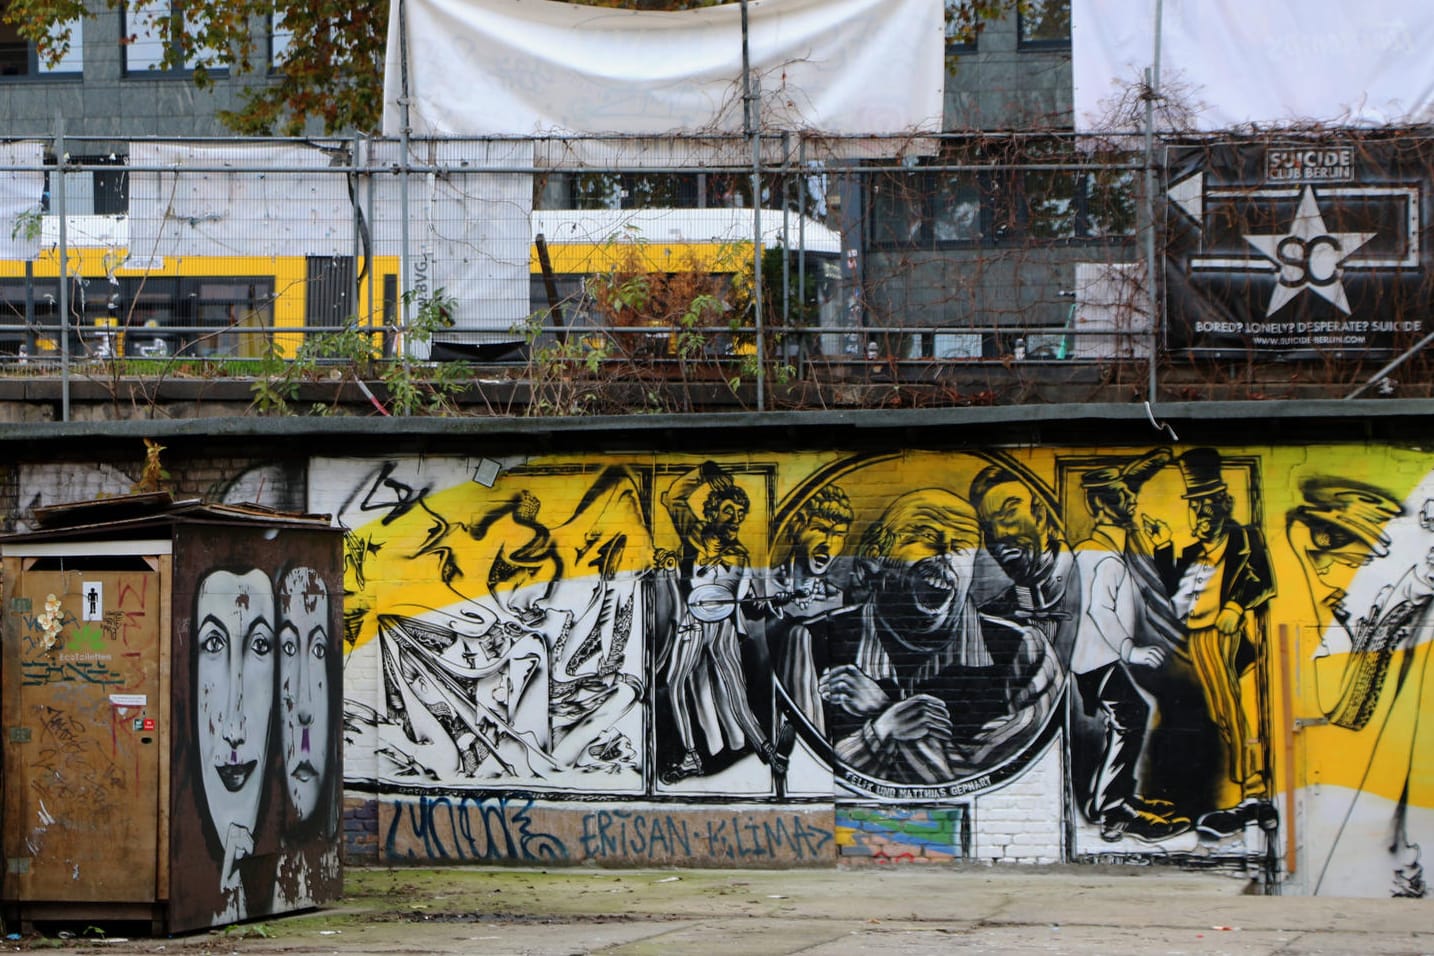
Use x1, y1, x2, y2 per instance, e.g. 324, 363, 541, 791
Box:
781, 131, 791, 368
350, 134, 361, 340
741, 0, 765, 411
796, 137, 807, 376
1143, 0, 1164, 409
361, 136, 376, 346
55, 115, 69, 422
397, 0, 414, 370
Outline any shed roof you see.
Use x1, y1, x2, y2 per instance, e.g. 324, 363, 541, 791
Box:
2, 492, 335, 544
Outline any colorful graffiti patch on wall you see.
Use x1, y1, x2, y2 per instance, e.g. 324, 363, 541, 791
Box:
307, 444, 1434, 897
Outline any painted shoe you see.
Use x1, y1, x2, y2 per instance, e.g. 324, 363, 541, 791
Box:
660, 749, 703, 784
1099, 802, 1192, 843
757, 739, 790, 776
1132, 794, 1177, 815
1196, 799, 1279, 839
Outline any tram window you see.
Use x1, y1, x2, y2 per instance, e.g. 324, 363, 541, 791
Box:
188, 279, 275, 358
0, 278, 58, 355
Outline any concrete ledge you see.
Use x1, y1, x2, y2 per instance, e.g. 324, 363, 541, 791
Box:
0, 397, 1427, 457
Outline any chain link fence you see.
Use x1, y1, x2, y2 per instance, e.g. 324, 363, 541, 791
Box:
0, 129, 1426, 410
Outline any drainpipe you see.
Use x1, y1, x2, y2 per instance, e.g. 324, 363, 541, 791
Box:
56, 115, 69, 423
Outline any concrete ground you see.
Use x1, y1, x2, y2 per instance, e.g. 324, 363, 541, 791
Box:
9, 865, 1433, 955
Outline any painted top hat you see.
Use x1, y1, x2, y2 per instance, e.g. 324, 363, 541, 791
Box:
1178, 447, 1228, 499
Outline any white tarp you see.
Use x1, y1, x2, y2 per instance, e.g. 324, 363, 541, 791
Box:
357, 139, 533, 345
383, 0, 944, 140
0, 141, 46, 261
128, 143, 354, 258
1073, 0, 1434, 131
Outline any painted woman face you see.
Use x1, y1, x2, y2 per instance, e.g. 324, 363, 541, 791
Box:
195, 569, 276, 842
278, 567, 330, 823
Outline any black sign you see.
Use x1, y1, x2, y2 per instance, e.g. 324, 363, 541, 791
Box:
1164, 137, 1432, 356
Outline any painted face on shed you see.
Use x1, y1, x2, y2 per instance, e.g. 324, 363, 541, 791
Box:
278, 567, 331, 824
195, 568, 276, 843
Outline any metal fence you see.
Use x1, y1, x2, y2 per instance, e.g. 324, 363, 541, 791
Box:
1, 129, 1426, 411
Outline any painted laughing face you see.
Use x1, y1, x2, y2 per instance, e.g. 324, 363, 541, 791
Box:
195, 569, 276, 843
862, 490, 981, 653
278, 567, 330, 824
974, 478, 1050, 584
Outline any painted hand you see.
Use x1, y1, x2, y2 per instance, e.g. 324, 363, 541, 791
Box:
819, 664, 889, 717
1129, 645, 1168, 668
872, 694, 952, 744
221, 822, 255, 891
1216, 606, 1243, 635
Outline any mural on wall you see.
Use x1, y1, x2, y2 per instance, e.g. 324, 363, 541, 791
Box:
193, 568, 276, 922
652, 461, 781, 791
1286, 471, 1434, 898
1054, 448, 1278, 869
294, 443, 1434, 895
331, 459, 649, 793
171, 535, 343, 930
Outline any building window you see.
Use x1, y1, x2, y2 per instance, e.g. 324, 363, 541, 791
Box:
269, 10, 292, 70
1017, 166, 1138, 240
1018, 0, 1071, 49
123, 0, 220, 74
868, 141, 1137, 249
0, 6, 82, 78
944, 0, 977, 54
42, 154, 129, 216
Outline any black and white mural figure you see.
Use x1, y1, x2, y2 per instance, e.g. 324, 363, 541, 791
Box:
819, 489, 1061, 790
1286, 476, 1432, 897
656, 460, 780, 784
1069, 450, 1191, 842
274, 565, 341, 907
969, 465, 1079, 668
1153, 448, 1277, 839
278, 566, 331, 826
194, 568, 276, 921
759, 483, 855, 794
767, 486, 854, 730
342, 460, 648, 792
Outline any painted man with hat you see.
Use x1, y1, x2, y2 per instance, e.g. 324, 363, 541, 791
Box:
1154, 447, 1277, 839
1071, 448, 1191, 842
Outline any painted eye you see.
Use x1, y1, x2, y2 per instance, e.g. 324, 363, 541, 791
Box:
250, 634, 273, 657
1310, 521, 1354, 551
312, 642, 328, 661
200, 629, 227, 654
282, 638, 298, 657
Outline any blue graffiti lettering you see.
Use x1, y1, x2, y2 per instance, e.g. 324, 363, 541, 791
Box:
385, 795, 568, 863
579, 809, 693, 860
602, 813, 834, 862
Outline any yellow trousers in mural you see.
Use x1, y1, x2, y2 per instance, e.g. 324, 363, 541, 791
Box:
1188, 622, 1265, 800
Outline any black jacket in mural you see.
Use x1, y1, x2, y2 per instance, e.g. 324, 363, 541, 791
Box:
1155, 523, 1275, 667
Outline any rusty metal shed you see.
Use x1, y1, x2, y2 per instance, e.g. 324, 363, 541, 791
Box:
0, 493, 343, 934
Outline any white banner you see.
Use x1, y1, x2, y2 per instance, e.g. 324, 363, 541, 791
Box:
0, 141, 45, 261
358, 140, 533, 346
129, 143, 353, 258
383, 0, 944, 141
1073, 0, 1434, 131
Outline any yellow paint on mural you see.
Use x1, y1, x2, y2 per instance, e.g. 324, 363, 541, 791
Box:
335, 445, 1434, 818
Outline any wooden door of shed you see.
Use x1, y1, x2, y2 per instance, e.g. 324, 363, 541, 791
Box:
3, 558, 165, 904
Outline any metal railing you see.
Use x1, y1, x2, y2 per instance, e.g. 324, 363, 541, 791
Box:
0, 128, 1423, 415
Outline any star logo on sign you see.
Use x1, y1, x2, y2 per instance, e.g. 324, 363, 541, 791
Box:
1243, 185, 1375, 317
